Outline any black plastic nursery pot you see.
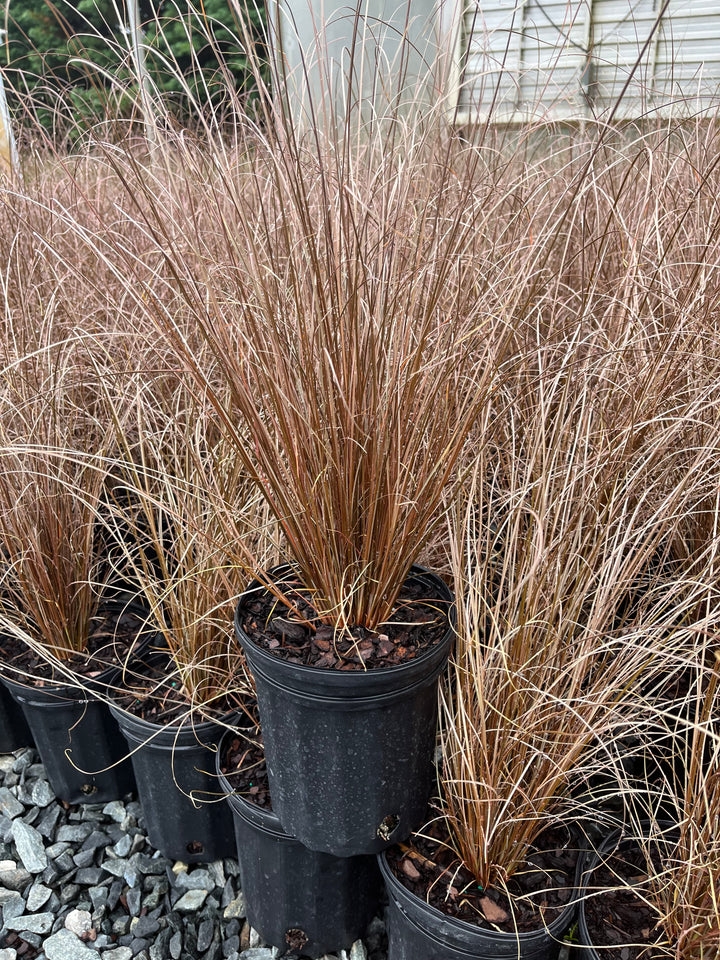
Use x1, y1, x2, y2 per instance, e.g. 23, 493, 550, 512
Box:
0, 673, 135, 803
235, 565, 454, 857
110, 703, 237, 864
378, 849, 580, 960
0, 599, 157, 800
0, 681, 33, 753
216, 731, 381, 957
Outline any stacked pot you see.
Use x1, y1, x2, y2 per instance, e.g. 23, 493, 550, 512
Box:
0, 601, 148, 805
108, 666, 239, 866
0, 602, 239, 867
219, 564, 455, 958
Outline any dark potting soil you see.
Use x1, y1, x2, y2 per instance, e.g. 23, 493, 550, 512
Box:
0, 603, 153, 685
221, 725, 272, 811
583, 836, 670, 959
387, 819, 579, 934
240, 574, 451, 670
113, 651, 249, 726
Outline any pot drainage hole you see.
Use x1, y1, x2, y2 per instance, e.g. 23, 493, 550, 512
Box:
377, 814, 400, 841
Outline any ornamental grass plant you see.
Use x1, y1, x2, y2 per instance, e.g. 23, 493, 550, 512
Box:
577, 648, 720, 960
648, 652, 720, 960
0, 324, 115, 670
3, 0, 720, 902
442, 357, 656, 894
16, 0, 514, 637
434, 115, 720, 914
0, 160, 158, 673
25, 2, 720, 642
95, 124, 508, 634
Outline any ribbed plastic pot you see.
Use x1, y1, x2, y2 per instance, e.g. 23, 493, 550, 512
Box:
235, 565, 454, 857
0, 680, 33, 753
379, 847, 581, 960
216, 731, 380, 957
110, 703, 237, 864
0, 674, 135, 803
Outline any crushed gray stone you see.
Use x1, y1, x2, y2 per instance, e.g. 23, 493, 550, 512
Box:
5, 911, 54, 934
168, 930, 182, 959
0, 788, 24, 820
55, 825, 92, 844
0, 748, 386, 960
72, 850, 95, 869
197, 918, 214, 952
131, 917, 159, 939
344, 943, 369, 960
26, 883, 52, 912
11, 820, 47, 874
59, 884, 81, 905
111, 835, 131, 858
175, 868, 213, 891
223, 894, 246, 920
0, 864, 31, 891
35, 806, 61, 840
0, 889, 23, 906
101, 801, 126, 824
2, 894, 26, 923
173, 888, 208, 912
27, 781, 55, 809
43, 928, 97, 960
11, 752, 33, 775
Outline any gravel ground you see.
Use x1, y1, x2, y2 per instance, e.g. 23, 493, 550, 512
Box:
0, 748, 388, 960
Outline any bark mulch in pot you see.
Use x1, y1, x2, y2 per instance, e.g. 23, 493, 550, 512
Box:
583, 835, 670, 960
387, 818, 580, 934
112, 651, 247, 726
220, 724, 271, 811
240, 574, 451, 670
0, 604, 153, 684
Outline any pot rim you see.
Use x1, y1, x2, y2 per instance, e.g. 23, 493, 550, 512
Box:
108, 696, 242, 745
235, 563, 455, 690
104, 645, 245, 742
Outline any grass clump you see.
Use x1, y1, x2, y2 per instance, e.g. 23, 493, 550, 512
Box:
0, 325, 114, 666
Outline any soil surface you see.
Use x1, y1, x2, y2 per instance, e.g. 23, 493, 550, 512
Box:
220, 721, 272, 811
113, 652, 249, 726
387, 818, 579, 934
582, 835, 671, 959
0, 603, 153, 686
239, 572, 451, 670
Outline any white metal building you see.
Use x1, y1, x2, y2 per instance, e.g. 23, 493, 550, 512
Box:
459, 1, 720, 122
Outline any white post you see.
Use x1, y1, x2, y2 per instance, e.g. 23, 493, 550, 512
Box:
127, 0, 156, 143
578, 0, 595, 125
0, 64, 19, 182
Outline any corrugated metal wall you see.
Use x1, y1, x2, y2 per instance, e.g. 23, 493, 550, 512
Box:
459, 1, 720, 121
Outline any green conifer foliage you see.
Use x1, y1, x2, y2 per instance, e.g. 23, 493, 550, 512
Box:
3, 0, 264, 134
